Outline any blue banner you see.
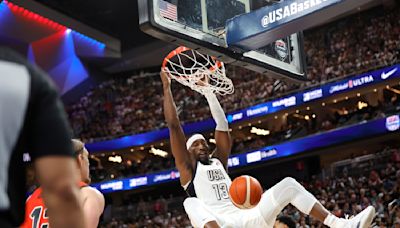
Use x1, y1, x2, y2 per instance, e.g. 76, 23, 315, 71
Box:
91, 169, 181, 194
91, 114, 400, 193
86, 119, 215, 152
86, 64, 399, 152
225, 0, 360, 50
226, 64, 399, 123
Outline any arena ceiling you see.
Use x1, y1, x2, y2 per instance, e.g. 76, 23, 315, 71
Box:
34, 0, 177, 73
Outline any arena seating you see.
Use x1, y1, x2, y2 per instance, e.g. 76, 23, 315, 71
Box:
67, 5, 400, 143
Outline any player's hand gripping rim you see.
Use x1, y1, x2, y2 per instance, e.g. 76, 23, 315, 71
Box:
160, 67, 172, 88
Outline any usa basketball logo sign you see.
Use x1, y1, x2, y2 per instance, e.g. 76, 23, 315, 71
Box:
386, 115, 400, 131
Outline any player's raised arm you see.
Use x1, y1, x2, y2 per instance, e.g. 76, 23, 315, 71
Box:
160, 69, 193, 185
205, 93, 231, 169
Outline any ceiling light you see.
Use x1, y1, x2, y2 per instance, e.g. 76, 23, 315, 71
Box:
1, 1, 105, 47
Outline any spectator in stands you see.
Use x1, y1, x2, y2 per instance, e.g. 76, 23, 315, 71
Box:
389, 199, 400, 227
274, 215, 296, 228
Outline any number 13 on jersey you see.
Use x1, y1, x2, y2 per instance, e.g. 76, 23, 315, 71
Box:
212, 183, 229, 200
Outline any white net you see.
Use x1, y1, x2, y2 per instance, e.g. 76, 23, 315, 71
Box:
163, 47, 234, 96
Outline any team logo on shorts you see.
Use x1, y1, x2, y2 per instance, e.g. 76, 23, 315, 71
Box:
275, 39, 288, 61
386, 115, 400, 131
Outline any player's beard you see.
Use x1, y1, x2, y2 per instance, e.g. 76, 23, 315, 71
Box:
198, 154, 210, 165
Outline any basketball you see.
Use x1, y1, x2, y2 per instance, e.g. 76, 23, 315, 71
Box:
229, 175, 263, 209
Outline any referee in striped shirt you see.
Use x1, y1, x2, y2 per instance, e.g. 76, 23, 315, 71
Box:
0, 47, 85, 228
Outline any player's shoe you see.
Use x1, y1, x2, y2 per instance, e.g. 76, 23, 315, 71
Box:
344, 206, 375, 228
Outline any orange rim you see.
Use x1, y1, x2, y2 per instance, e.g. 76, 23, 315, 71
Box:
162, 46, 223, 72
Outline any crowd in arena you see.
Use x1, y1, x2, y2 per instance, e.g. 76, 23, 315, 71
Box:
303, 5, 400, 85
66, 5, 400, 143
99, 147, 400, 227
89, 90, 400, 183
283, 147, 400, 227
89, 151, 175, 183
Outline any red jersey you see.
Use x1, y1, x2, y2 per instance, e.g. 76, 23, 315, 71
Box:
21, 182, 87, 228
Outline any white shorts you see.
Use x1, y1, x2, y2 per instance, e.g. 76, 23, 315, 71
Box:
184, 188, 281, 228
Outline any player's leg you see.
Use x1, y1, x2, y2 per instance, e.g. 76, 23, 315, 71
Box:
183, 197, 221, 228
257, 177, 375, 228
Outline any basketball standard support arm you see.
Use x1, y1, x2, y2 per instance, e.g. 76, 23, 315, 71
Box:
205, 93, 229, 132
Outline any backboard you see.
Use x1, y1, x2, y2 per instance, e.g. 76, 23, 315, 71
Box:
138, 0, 374, 82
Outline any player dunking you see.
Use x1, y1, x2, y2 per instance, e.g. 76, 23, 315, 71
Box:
21, 139, 104, 228
160, 70, 375, 228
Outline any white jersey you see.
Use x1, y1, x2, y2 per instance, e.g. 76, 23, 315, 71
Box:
184, 158, 238, 214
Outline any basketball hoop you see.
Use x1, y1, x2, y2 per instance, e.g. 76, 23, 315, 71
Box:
162, 46, 234, 96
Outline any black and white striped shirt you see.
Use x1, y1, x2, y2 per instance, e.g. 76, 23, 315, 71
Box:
0, 47, 74, 227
